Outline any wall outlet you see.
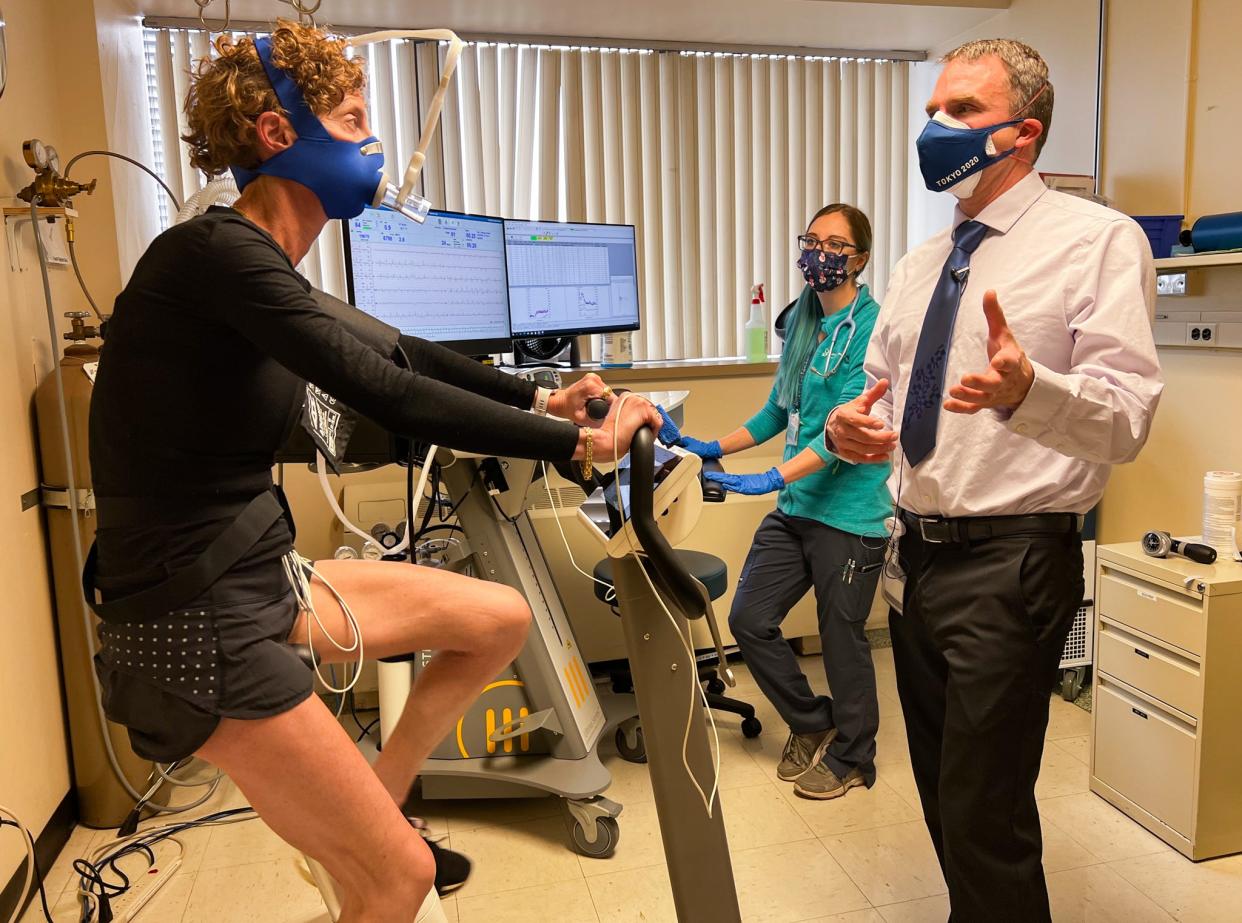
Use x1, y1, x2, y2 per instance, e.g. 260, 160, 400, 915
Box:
1188, 322, 1217, 345
1157, 272, 1188, 296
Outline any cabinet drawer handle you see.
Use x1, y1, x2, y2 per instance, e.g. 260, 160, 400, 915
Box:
1134, 648, 1150, 659
1132, 707, 1149, 720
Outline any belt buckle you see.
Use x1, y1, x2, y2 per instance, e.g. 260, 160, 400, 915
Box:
918, 517, 947, 544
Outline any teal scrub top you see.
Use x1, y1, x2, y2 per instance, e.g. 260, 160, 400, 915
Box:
742, 283, 892, 538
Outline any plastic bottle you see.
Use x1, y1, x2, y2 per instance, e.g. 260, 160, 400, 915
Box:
600, 330, 634, 368
1203, 470, 1242, 553
745, 284, 768, 362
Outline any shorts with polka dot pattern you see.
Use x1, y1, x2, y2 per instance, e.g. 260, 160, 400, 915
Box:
94, 562, 314, 762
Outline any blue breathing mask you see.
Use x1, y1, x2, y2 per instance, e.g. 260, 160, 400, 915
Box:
916, 111, 1023, 198
231, 36, 388, 220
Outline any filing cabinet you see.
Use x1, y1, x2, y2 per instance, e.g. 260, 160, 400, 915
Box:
1091, 543, 1242, 859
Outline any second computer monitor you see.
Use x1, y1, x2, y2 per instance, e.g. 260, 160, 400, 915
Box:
504, 220, 640, 338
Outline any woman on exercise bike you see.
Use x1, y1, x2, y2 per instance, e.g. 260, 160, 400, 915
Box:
87, 21, 659, 922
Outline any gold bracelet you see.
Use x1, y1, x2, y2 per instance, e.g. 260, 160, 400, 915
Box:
580, 428, 595, 480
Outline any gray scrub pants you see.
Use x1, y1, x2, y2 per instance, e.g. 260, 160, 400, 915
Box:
727, 509, 884, 784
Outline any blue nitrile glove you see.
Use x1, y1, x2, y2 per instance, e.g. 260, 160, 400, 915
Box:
704, 467, 785, 496
656, 405, 683, 445
656, 405, 723, 459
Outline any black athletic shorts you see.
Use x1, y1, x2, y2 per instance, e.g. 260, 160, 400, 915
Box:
94, 559, 314, 762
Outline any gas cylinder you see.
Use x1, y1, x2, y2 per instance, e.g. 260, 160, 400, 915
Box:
34, 312, 151, 828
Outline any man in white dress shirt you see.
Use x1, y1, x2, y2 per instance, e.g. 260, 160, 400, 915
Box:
827, 39, 1162, 922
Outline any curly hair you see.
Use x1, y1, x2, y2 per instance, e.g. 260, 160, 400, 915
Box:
182, 19, 366, 176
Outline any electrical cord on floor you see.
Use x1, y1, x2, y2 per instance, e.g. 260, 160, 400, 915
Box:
73, 807, 257, 922
0, 806, 54, 923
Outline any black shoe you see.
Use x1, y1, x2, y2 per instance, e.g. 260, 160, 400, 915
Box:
425, 837, 472, 895
409, 818, 472, 896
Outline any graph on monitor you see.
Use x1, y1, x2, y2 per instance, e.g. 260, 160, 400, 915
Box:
344, 209, 512, 348
504, 220, 640, 337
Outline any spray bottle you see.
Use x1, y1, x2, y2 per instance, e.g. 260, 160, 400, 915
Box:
744, 283, 768, 362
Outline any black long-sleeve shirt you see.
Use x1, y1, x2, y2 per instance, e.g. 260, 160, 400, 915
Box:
90, 206, 578, 585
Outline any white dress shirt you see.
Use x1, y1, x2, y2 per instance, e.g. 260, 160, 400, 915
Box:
865, 171, 1164, 517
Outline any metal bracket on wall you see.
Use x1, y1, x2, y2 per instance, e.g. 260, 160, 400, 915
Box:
4, 206, 76, 272
20, 487, 40, 512
41, 485, 95, 513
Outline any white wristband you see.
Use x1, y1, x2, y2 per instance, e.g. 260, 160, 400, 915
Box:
533, 386, 553, 416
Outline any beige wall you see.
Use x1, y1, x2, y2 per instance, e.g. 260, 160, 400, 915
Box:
1097, 0, 1242, 544
0, 0, 126, 887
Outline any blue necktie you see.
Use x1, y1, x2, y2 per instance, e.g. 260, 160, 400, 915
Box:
900, 219, 989, 467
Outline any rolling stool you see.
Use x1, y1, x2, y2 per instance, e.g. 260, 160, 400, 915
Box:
592, 550, 763, 749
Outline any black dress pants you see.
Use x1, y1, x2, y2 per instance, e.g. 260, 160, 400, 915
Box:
890, 525, 1083, 923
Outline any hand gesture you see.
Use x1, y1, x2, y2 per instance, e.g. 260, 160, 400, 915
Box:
825, 379, 897, 463
944, 291, 1035, 414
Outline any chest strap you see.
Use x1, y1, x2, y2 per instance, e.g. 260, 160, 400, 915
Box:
82, 489, 286, 623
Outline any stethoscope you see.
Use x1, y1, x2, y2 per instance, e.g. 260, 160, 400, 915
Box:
809, 290, 860, 379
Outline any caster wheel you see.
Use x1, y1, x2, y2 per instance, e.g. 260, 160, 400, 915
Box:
741, 716, 763, 738
615, 725, 647, 763
570, 816, 620, 859
706, 677, 726, 695
1061, 670, 1084, 702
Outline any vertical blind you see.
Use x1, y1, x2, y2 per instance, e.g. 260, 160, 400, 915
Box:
145, 28, 908, 361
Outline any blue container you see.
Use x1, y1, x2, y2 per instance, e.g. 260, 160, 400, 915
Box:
1132, 215, 1184, 259
1190, 211, 1242, 253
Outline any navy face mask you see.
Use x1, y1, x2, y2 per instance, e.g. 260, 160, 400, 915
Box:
916, 111, 1023, 198
231, 36, 387, 220
797, 248, 850, 292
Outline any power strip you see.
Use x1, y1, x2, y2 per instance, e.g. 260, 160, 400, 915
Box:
101, 838, 184, 922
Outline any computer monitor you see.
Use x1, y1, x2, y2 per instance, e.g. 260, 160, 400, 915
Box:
343, 207, 513, 355
503, 219, 641, 338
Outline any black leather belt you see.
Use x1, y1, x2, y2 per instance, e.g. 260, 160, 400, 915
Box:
899, 509, 1082, 545
83, 489, 288, 623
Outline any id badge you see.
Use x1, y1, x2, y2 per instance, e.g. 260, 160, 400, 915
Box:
786, 411, 800, 447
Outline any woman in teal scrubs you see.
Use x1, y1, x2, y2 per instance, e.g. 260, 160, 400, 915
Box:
659, 204, 891, 800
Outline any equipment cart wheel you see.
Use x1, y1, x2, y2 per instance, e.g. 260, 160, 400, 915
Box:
741, 716, 763, 738
562, 798, 622, 859
1060, 667, 1087, 702
706, 676, 726, 695
615, 721, 647, 763
570, 816, 619, 858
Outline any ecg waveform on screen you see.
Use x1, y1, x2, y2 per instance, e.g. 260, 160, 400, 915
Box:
350, 236, 510, 340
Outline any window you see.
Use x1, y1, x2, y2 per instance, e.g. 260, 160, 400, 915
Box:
144, 28, 909, 360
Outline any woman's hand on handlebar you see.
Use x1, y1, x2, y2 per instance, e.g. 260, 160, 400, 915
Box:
547, 373, 614, 425
590, 395, 664, 462
655, 405, 723, 460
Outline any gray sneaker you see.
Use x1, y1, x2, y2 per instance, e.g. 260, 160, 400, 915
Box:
776, 728, 836, 782
794, 762, 866, 800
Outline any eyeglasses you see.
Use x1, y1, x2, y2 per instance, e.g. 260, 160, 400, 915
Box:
797, 235, 859, 255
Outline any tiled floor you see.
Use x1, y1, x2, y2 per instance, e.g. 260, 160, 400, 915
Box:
24, 649, 1242, 922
